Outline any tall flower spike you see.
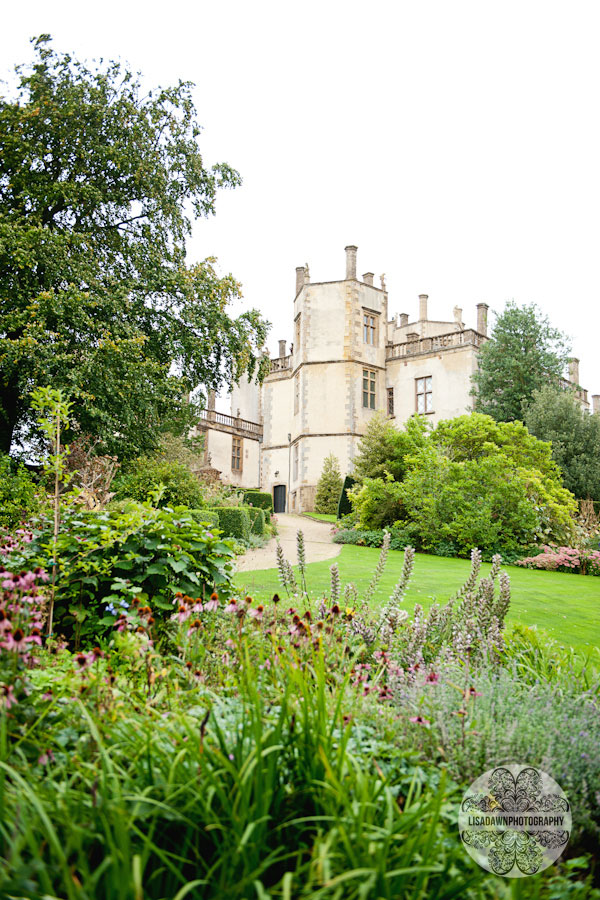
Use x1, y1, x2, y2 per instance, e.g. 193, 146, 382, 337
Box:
276, 543, 289, 593
453, 548, 482, 601
329, 563, 340, 607
362, 530, 391, 607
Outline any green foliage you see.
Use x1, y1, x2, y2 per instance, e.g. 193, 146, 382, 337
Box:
0, 656, 497, 900
189, 508, 220, 530
1, 532, 599, 896
348, 476, 405, 529
0, 455, 38, 528
0, 37, 269, 458
242, 490, 273, 512
472, 302, 571, 423
314, 453, 343, 515
333, 523, 419, 550
211, 506, 251, 541
10, 502, 235, 644
349, 413, 577, 556
352, 411, 430, 481
337, 474, 357, 518
244, 506, 265, 535
524, 385, 600, 500
114, 456, 206, 508
400, 443, 575, 556
432, 413, 559, 478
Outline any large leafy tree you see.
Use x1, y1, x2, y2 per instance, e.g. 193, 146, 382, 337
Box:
0, 37, 269, 458
523, 385, 600, 500
472, 302, 570, 423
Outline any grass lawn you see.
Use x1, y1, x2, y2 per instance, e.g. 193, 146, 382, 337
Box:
301, 512, 338, 522
235, 545, 600, 654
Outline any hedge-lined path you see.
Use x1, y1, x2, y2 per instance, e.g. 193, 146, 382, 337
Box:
234, 513, 341, 572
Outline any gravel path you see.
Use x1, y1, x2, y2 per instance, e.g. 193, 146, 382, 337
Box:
234, 513, 341, 572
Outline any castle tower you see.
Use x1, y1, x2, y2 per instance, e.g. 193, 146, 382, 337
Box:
260, 246, 388, 511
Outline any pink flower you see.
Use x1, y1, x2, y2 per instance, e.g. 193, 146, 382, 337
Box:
38, 749, 55, 766
2, 627, 28, 653
224, 600, 238, 614
425, 671, 439, 684
26, 628, 43, 647
205, 596, 219, 612
0, 683, 17, 710
409, 715, 431, 727
465, 686, 482, 698
248, 604, 264, 622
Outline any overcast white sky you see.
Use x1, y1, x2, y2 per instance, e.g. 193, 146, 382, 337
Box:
3, 0, 600, 405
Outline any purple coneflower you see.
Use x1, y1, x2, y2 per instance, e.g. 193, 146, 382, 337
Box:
409, 715, 431, 727
0, 683, 17, 709
3, 627, 28, 653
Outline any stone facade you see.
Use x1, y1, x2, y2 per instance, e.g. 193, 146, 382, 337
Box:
202, 246, 597, 511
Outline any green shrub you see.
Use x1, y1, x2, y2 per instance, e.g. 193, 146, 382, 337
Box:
348, 476, 404, 529
400, 444, 576, 557
333, 528, 386, 547
189, 508, 220, 530
113, 456, 206, 508
337, 474, 357, 518
314, 454, 343, 515
243, 505, 265, 535
9, 502, 235, 645
0, 455, 39, 528
242, 490, 273, 512
211, 506, 251, 541
332, 524, 418, 551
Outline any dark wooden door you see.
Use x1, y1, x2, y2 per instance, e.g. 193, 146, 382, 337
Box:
273, 485, 286, 513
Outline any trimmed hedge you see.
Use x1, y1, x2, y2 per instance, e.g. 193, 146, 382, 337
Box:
243, 490, 273, 512
210, 507, 251, 542
337, 475, 357, 518
243, 506, 266, 535
189, 509, 220, 530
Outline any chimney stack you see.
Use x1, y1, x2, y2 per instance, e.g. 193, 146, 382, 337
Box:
345, 245, 357, 280
419, 294, 429, 321
278, 339, 287, 358
295, 266, 306, 295
568, 358, 580, 385
399, 313, 409, 327
592, 395, 600, 415
363, 272, 374, 286
453, 306, 463, 325
207, 390, 216, 412
477, 303, 489, 337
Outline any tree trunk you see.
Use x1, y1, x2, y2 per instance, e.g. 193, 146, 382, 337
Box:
0, 381, 20, 455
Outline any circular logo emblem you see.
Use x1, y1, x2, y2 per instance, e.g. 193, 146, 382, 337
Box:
458, 764, 571, 877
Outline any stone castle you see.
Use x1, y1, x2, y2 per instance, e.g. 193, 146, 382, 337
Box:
197, 245, 597, 512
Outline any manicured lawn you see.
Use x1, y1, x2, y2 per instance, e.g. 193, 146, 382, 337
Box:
301, 512, 338, 522
235, 545, 600, 654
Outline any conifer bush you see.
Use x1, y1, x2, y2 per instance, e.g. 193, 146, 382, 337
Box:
314, 454, 343, 515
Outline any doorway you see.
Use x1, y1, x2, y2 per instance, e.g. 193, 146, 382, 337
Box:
273, 484, 286, 513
